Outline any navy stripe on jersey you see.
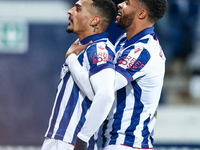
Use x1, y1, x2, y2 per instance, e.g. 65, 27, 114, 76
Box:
78, 52, 84, 66
150, 135, 154, 145
106, 44, 115, 62
127, 48, 151, 77
54, 83, 80, 140
71, 98, 92, 144
121, 46, 134, 58
136, 39, 149, 44
124, 80, 143, 147
141, 115, 151, 148
47, 72, 70, 137
116, 48, 151, 83
102, 119, 109, 147
88, 135, 96, 150
109, 87, 127, 145
150, 33, 158, 41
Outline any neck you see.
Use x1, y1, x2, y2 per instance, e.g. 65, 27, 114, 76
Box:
78, 27, 104, 41
126, 22, 154, 41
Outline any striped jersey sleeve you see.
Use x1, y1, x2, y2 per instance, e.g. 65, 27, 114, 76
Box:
85, 40, 115, 78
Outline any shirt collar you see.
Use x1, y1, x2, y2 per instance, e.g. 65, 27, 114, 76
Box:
80, 32, 109, 45
124, 27, 155, 47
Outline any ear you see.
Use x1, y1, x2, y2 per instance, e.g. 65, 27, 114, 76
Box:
138, 9, 147, 19
89, 16, 101, 26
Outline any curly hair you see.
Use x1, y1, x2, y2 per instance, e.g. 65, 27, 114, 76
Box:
91, 0, 116, 25
137, 0, 167, 23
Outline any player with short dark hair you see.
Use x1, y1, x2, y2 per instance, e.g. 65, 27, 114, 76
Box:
136, 0, 167, 23
91, 0, 116, 26
65, 0, 168, 150
41, 0, 116, 150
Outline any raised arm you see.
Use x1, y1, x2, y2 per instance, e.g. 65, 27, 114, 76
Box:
66, 40, 118, 150
66, 54, 95, 100
66, 54, 128, 95
77, 67, 115, 142
65, 39, 95, 101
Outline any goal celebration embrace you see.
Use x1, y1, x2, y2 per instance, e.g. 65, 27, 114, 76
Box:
41, 0, 167, 150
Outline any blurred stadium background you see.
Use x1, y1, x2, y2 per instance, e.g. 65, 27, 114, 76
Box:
0, 0, 200, 149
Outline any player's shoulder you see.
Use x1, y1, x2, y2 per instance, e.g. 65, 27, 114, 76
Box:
131, 33, 156, 50
85, 38, 114, 53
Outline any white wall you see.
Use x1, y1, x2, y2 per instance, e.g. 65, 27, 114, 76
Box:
155, 105, 200, 144
0, 1, 70, 23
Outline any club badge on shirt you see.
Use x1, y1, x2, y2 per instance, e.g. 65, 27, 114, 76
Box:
60, 64, 69, 79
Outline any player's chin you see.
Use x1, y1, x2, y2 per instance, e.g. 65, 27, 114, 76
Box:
115, 21, 126, 30
115, 20, 121, 27
115, 16, 122, 26
66, 27, 74, 33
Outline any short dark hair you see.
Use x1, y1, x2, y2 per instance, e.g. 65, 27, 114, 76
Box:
91, 0, 116, 25
137, 0, 167, 23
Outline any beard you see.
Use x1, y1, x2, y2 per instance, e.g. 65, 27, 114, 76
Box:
66, 27, 74, 33
115, 10, 136, 30
66, 22, 74, 33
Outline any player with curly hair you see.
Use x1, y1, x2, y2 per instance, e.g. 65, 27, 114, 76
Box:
66, 0, 168, 150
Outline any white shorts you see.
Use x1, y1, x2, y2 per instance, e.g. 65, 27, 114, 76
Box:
103, 145, 153, 150
41, 138, 74, 150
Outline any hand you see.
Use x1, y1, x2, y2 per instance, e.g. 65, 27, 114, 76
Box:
65, 39, 93, 59
73, 137, 87, 150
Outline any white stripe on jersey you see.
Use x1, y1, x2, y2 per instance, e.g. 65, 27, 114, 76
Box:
53, 76, 74, 138
103, 27, 165, 149
63, 91, 85, 142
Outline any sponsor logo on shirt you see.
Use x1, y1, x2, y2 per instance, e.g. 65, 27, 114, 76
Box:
89, 52, 113, 64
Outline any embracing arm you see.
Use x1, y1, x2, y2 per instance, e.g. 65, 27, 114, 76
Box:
66, 54, 95, 100
66, 54, 128, 94
67, 58, 127, 150
65, 39, 128, 101
65, 39, 94, 100
66, 56, 129, 102
77, 68, 115, 142
65, 40, 128, 150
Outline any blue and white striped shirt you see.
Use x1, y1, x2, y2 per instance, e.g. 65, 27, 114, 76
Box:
102, 27, 165, 149
45, 32, 115, 148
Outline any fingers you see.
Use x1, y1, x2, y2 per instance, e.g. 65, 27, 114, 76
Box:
87, 40, 93, 45
83, 40, 93, 47
73, 38, 80, 45
66, 40, 93, 59
73, 39, 92, 47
